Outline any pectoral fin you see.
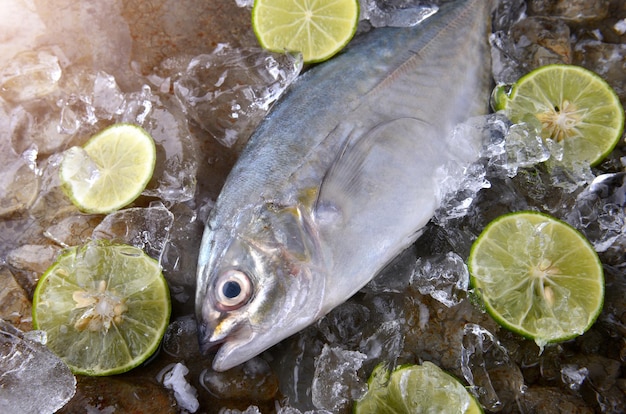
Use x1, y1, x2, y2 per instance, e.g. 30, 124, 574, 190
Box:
315, 117, 443, 233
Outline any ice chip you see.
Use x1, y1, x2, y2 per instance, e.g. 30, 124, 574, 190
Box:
527, 0, 610, 23
220, 407, 261, 414
317, 302, 370, 347
0, 320, 76, 414
0, 146, 40, 218
311, 345, 367, 412
92, 203, 174, 262
122, 84, 154, 125
92, 71, 125, 119
142, 102, 200, 205
360, 0, 438, 28
173, 45, 302, 148
0, 50, 62, 103
503, 123, 551, 175
490, 16, 572, 84
411, 252, 470, 307
129, 92, 198, 204
162, 315, 199, 358
560, 364, 588, 390
61, 146, 101, 186
0, 267, 32, 331
200, 357, 279, 402
161, 203, 204, 288
461, 324, 523, 411
359, 320, 404, 367
566, 172, 626, 257
44, 214, 102, 247
158, 362, 199, 413
234, 0, 254, 7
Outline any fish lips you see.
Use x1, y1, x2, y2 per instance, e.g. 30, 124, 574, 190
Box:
197, 310, 258, 372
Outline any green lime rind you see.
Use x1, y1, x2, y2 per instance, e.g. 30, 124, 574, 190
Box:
33, 241, 171, 376
354, 362, 483, 414
251, 0, 360, 64
59, 123, 156, 215
468, 211, 604, 347
496, 64, 624, 167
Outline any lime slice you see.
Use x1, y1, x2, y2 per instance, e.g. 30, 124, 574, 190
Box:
468, 211, 604, 347
495, 64, 624, 167
32, 241, 171, 376
60, 123, 156, 214
252, 0, 359, 63
354, 362, 483, 414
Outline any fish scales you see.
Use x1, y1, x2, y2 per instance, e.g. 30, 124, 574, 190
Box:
197, 0, 493, 371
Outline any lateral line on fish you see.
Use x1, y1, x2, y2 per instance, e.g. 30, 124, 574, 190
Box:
367, 3, 476, 99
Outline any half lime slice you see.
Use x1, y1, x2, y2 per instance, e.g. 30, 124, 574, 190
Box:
252, 0, 359, 63
494, 64, 624, 167
33, 241, 171, 376
60, 123, 156, 214
468, 211, 604, 347
354, 361, 482, 413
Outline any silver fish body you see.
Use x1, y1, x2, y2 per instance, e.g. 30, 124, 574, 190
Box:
196, 0, 493, 371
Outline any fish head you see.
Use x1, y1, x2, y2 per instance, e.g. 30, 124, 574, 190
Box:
196, 202, 325, 371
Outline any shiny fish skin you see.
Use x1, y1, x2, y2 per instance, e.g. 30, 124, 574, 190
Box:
196, 0, 493, 372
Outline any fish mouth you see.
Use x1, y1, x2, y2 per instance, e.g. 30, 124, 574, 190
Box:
197, 318, 257, 371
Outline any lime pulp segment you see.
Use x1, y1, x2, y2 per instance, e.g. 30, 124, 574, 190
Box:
468, 211, 604, 347
32, 241, 170, 376
499, 64, 624, 167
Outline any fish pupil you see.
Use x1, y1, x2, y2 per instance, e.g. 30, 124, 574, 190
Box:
223, 281, 242, 299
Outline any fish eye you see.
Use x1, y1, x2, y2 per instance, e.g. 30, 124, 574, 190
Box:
213, 269, 253, 311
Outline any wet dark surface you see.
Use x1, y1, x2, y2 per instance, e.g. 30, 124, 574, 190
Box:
0, 0, 625, 413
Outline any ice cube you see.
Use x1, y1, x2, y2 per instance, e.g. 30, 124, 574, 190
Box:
160, 203, 204, 288
142, 102, 199, 204
360, 0, 438, 28
6, 244, 61, 294
0, 320, 76, 414
359, 320, 404, 368
411, 252, 469, 308
92, 202, 174, 262
0, 267, 32, 331
269, 329, 323, 410
527, 0, 610, 23
121, 84, 153, 125
0, 50, 62, 103
44, 214, 102, 247
566, 172, 626, 252
92, 71, 125, 120
28, 153, 78, 225
0, 146, 40, 218
199, 357, 279, 402
560, 364, 588, 390
220, 407, 261, 414
157, 362, 199, 413
173, 44, 302, 148
317, 302, 370, 347
234, 0, 254, 7
123, 89, 199, 204
490, 16, 571, 84
311, 345, 367, 412
491, 0, 527, 34
162, 315, 200, 358
461, 324, 524, 412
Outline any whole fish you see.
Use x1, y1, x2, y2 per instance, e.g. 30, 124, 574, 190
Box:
197, 0, 493, 371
